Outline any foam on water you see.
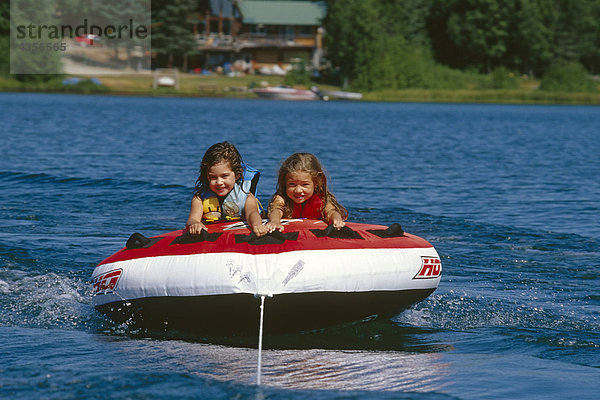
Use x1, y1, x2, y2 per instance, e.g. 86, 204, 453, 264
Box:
0, 269, 95, 330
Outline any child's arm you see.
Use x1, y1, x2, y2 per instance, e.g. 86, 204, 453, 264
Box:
244, 194, 268, 237
265, 195, 285, 232
324, 202, 346, 229
186, 196, 207, 234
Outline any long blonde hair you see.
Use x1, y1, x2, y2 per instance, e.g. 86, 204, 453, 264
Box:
269, 153, 348, 219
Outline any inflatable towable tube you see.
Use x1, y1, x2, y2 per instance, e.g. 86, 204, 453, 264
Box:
92, 219, 442, 334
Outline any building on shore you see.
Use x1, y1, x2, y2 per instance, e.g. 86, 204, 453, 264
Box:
188, 0, 326, 74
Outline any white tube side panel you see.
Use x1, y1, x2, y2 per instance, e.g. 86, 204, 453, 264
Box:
92, 247, 441, 306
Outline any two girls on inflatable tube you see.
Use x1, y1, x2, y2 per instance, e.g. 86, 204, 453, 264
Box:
186, 141, 348, 235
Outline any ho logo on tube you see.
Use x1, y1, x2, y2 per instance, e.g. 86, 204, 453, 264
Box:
413, 257, 441, 279
92, 269, 122, 294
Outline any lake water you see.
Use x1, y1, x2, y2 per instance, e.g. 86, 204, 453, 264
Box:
1, 93, 598, 399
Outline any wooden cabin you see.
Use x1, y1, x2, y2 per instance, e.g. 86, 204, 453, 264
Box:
192, 0, 326, 73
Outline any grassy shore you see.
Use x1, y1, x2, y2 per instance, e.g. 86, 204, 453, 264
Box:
363, 88, 600, 104
1, 73, 600, 104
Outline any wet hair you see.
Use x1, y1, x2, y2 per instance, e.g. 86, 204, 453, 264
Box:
269, 152, 348, 220
194, 141, 244, 198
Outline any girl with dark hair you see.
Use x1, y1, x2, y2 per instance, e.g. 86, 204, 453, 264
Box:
186, 141, 267, 236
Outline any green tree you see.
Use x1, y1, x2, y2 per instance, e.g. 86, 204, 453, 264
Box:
427, 0, 460, 68
552, 0, 600, 74
382, 0, 433, 47
427, 0, 511, 71
552, 0, 585, 63
324, 0, 435, 90
446, 0, 514, 72
10, 0, 62, 78
0, 0, 9, 76
428, 0, 586, 76
323, 0, 384, 87
509, 0, 555, 77
151, 0, 198, 70
580, 0, 600, 73
0, 0, 9, 36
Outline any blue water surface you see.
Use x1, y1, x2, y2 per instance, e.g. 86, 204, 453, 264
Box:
0, 93, 599, 399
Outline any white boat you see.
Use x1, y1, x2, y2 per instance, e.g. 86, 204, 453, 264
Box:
321, 90, 363, 100
156, 76, 176, 87
252, 86, 319, 101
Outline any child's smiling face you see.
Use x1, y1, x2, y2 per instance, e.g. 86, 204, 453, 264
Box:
208, 162, 237, 197
286, 171, 315, 204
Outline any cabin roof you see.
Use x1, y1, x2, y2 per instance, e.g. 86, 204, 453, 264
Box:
237, 0, 326, 26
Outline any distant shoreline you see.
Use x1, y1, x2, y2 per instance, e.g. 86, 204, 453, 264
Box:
2, 73, 600, 105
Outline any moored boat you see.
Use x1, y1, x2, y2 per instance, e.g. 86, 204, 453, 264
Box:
321, 90, 363, 100
252, 86, 319, 101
